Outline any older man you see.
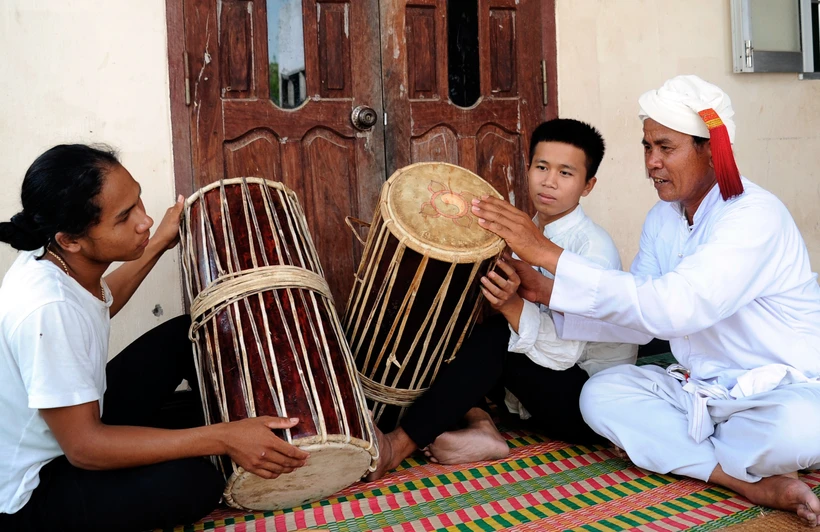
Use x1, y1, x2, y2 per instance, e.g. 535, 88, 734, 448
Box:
472, 75, 820, 525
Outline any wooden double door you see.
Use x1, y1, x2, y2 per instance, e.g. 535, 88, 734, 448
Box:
170, 0, 556, 305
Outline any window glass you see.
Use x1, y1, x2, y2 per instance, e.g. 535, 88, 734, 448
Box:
268, 0, 307, 108
447, 0, 480, 107
750, 0, 801, 52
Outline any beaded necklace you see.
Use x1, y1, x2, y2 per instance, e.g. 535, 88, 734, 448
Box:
47, 249, 106, 302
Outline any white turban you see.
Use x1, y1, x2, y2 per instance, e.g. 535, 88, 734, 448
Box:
638, 75, 736, 143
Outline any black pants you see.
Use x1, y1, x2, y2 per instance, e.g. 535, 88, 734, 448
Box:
401, 315, 605, 448
0, 316, 224, 532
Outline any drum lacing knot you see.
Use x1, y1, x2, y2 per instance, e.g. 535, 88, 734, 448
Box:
386, 353, 402, 368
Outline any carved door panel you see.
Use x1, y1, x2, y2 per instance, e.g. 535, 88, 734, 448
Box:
183, 0, 385, 305
177, 0, 555, 302
380, 0, 551, 211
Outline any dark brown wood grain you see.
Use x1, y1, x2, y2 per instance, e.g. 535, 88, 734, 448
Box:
379, 0, 413, 171
476, 124, 520, 205
223, 130, 283, 183
409, 98, 520, 136
407, 7, 437, 98
317, 3, 351, 96
489, 9, 515, 94
166, 0, 193, 198
224, 2, 251, 96
184, 0, 225, 188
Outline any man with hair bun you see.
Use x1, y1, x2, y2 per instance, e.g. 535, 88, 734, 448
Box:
0, 144, 309, 531
472, 75, 820, 525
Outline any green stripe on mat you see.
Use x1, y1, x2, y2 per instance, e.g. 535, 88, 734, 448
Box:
566, 484, 820, 532
175, 472, 773, 532
681, 484, 820, 531
433, 483, 738, 532
274, 445, 605, 512
307, 465, 701, 531
311, 460, 643, 531
447, 482, 740, 532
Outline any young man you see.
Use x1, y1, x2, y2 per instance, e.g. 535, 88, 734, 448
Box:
472, 75, 820, 525
368, 119, 637, 479
0, 145, 309, 532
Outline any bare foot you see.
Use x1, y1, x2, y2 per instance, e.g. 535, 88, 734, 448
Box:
425, 408, 509, 465
609, 443, 629, 461
365, 425, 417, 481
422, 447, 439, 463
710, 466, 820, 527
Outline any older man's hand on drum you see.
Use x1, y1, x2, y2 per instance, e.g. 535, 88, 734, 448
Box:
472, 196, 563, 274
220, 416, 310, 480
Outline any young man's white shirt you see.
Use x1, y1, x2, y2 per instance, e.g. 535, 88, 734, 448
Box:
0, 250, 112, 514
505, 205, 638, 418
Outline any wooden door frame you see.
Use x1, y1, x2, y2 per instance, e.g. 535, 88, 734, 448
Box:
166, 0, 194, 200
541, 0, 558, 120
165, 0, 558, 198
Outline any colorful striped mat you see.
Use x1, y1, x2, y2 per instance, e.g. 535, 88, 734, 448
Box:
159, 355, 820, 531
158, 430, 820, 532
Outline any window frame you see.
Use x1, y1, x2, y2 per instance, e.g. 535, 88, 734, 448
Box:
731, 0, 815, 73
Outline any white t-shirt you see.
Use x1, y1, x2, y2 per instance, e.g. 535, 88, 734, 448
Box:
0, 250, 111, 514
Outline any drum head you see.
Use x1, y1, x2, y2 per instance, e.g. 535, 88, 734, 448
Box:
382, 162, 505, 262
224, 442, 373, 511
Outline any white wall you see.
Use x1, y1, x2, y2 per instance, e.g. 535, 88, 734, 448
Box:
557, 0, 820, 270
0, 1, 182, 357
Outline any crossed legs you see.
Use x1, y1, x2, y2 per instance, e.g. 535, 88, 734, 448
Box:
368, 315, 603, 480
580, 365, 820, 526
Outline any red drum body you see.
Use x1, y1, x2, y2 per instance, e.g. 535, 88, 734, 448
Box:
344, 163, 505, 430
180, 178, 377, 511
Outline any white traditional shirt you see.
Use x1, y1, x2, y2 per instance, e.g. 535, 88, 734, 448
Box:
552, 178, 820, 390
505, 206, 637, 419
508, 204, 638, 376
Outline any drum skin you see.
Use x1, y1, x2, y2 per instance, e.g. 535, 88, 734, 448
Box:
180, 178, 377, 511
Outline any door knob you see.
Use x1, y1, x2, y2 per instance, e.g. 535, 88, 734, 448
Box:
351, 105, 378, 130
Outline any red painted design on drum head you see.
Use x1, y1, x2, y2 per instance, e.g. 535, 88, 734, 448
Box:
419, 181, 477, 228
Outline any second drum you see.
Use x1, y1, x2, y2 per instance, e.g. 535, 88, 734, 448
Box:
344, 163, 506, 430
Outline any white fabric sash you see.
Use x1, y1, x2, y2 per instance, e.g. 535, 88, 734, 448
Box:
666, 363, 820, 443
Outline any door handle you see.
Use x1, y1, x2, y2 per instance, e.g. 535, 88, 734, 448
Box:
351, 105, 378, 130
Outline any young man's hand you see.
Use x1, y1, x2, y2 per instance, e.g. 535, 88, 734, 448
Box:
472, 196, 562, 273
481, 254, 525, 329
